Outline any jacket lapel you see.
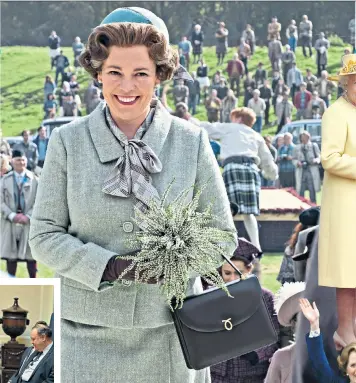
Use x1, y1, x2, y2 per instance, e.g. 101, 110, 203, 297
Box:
141, 100, 172, 158
22, 171, 34, 211
88, 100, 172, 163
88, 102, 125, 163
29, 346, 53, 378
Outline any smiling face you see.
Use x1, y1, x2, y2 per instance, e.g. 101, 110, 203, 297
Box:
97, 45, 160, 127
347, 351, 356, 382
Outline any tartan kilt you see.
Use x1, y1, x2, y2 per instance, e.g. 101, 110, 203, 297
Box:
223, 163, 261, 215
193, 44, 203, 55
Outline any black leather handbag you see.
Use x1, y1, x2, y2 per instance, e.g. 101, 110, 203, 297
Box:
171, 254, 278, 370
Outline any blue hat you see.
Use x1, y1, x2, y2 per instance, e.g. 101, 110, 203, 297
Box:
100, 7, 192, 82
101, 7, 170, 43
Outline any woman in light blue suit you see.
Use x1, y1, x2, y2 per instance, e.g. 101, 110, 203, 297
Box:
29, 7, 237, 383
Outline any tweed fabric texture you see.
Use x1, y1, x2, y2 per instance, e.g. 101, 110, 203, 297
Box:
61, 318, 211, 383
223, 163, 261, 215
103, 104, 162, 212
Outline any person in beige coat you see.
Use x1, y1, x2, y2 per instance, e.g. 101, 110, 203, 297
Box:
305, 91, 327, 118
319, 54, 356, 350
1, 149, 38, 277
293, 131, 321, 204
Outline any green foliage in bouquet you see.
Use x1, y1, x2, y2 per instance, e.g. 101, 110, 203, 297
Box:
116, 180, 236, 310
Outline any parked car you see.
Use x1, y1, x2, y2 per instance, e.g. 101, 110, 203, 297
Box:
272, 119, 321, 148
42, 116, 76, 138
2, 136, 23, 149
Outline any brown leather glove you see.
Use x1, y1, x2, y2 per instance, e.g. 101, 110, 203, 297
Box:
101, 251, 159, 285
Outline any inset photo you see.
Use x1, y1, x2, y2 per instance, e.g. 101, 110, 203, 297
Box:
0, 278, 60, 382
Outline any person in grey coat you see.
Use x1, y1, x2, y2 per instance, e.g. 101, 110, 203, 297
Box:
29, 7, 237, 383
315, 33, 330, 77
1, 149, 38, 277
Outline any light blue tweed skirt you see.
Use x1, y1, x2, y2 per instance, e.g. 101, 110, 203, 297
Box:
61, 319, 211, 383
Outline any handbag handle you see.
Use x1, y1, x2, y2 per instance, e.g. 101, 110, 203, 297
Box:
221, 253, 244, 279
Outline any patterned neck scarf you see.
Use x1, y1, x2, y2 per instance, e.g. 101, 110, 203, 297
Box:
102, 102, 163, 212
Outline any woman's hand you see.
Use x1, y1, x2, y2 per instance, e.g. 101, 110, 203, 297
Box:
299, 298, 320, 330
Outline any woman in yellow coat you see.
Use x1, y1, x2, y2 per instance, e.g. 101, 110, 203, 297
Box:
319, 54, 356, 349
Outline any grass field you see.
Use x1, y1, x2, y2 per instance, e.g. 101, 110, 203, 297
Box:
0, 253, 284, 293
1, 43, 347, 137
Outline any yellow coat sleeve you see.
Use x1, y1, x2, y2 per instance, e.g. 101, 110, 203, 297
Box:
321, 102, 356, 180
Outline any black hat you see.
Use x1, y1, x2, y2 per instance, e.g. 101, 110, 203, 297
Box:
299, 206, 320, 227
232, 238, 263, 264
12, 149, 26, 159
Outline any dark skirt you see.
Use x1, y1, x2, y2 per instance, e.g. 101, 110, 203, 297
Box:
193, 43, 203, 55
223, 163, 261, 215
216, 41, 228, 55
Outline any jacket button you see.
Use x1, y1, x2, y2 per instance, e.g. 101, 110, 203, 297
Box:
122, 221, 134, 233
122, 279, 132, 286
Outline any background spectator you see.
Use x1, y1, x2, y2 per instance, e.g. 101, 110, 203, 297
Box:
191, 24, 204, 64
277, 132, 296, 188
13, 130, 38, 171
294, 82, 312, 120
315, 32, 330, 77
282, 44, 296, 83
226, 53, 245, 97
222, 88, 238, 122
178, 36, 192, 71
205, 88, 221, 122
248, 89, 266, 133
299, 15, 313, 58
187, 72, 200, 115
53, 50, 69, 85
268, 16, 282, 40
48, 30, 60, 70
286, 19, 298, 52
254, 62, 267, 88
287, 62, 303, 100
259, 79, 273, 126
72, 36, 84, 74
33, 126, 49, 168
215, 22, 229, 65
242, 24, 256, 55
293, 131, 321, 203
43, 93, 57, 119
43, 75, 56, 102
276, 91, 294, 134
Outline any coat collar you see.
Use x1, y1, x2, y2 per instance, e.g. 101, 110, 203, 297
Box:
88, 99, 172, 163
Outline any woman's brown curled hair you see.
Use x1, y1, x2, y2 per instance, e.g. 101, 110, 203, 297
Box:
337, 342, 356, 375
230, 107, 257, 128
79, 23, 179, 81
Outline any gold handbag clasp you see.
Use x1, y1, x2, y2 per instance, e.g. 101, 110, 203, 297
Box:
222, 318, 233, 331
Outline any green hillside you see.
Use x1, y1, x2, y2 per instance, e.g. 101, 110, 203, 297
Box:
1, 43, 347, 137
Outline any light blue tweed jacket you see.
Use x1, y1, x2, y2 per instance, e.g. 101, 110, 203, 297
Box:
29, 100, 237, 329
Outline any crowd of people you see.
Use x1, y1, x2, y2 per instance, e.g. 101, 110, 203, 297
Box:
1, 8, 356, 383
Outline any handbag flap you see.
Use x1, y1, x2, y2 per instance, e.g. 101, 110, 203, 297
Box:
176, 276, 262, 332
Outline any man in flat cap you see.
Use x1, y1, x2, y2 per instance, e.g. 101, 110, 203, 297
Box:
0, 149, 38, 277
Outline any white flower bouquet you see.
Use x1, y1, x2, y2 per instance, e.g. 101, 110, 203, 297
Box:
117, 180, 236, 310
